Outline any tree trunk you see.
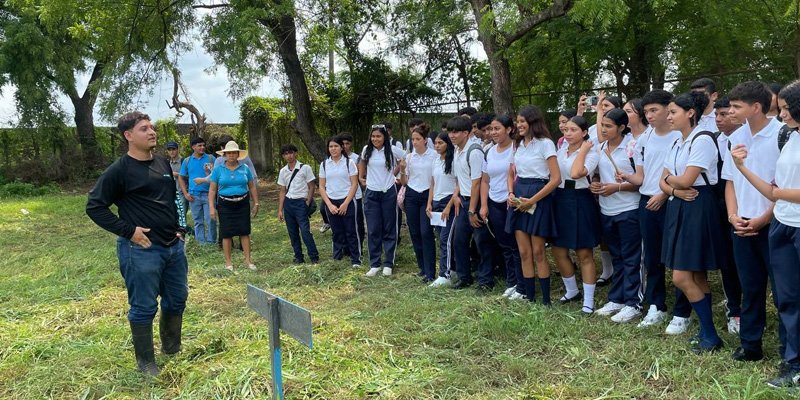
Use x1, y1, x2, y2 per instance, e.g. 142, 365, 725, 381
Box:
451, 35, 472, 107
469, 0, 514, 115
259, 6, 326, 163
71, 96, 103, 168
246, 113, 274, 175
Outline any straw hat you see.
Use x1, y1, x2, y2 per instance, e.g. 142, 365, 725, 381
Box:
216, 141, 248, 160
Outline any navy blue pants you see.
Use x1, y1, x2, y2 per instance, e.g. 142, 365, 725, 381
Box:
639, 196, 668, 311
488, 199, 522, 289
284, 198, 319, 262
326, 198, 361, 265
770, 220, 800, 366
364, 187, 399, 269
117, 237, 188, 324
432, 196, 455, 278
356, 198, 365, 250
453, 196, 494, 287
405, 188, 436, 279
602, 209, 643, 308
718, 225, 742, 318
733, 227, 781, 353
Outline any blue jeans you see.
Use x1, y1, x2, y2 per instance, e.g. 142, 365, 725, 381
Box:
189, 193, 216, 244
284, 198, 319, 262
117, 237, 189, 324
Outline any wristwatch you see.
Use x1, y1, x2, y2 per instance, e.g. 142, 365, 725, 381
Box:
468, 210, 476, 216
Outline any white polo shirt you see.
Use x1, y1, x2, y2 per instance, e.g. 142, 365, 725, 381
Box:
319, 156, 357, 200
361, 145, 406, 192
597, 134, 640, 216
721, 117, 783, 219
775, 131, 800, 227
587, 125, 602, 146
513, 137, 557, 179
634, 128, 682, 196
716, 132, 733, 162
405, 148, 436, 192
454, 142, 485, 198
482, 144, 514, 202
348, 152, 363, 200
556, 144, 599, 190
664, 125, 720, 188
697, 110, 718, 134
432, 157, 457, 202
278, 162, 315, 199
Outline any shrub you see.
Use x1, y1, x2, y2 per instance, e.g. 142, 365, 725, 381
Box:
0, 181, 60, 198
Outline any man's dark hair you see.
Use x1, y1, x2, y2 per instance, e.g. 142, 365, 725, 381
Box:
280, 144, 299, 155
338, 132, 353, 142
471, 112, 494, 130
767, 82, 784, 96
729, 81, 771, 115
117, 111, 150, 136
690, 78, 717, 94
379, 121, 393, 131
457, 106, 478, 117
641, 89, 674, 107
714, 96, 731, 109
190, 137, 206, 146
440, 121, 448, 129
446, 116, 472, 132
409, 118, 425, 128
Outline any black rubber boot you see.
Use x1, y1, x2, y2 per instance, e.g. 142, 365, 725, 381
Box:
159, 313, 183, 355
130, 322, 160, 376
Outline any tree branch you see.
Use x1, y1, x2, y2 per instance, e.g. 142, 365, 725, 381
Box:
192, 3, 230, 9
503, 0, 573, 45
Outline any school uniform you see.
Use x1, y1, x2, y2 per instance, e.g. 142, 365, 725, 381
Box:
362, 145, 406, 269
553, 144, 601, 250
349, 153, 366, 250
721, 117, 784, 355
483, 144, 522, 292
714, 131, 742, 322
404, 148, 437, 280
278, 162, 319, 263
319, 156, 361, 265
634, 129, 682, 312
596, 134, 643, 309
697, 110, 719, 134
587, 125, 602, 146
508, 138, 558, 237
431, 157, 457, 279
770, 131, 800, 371
452, 141, 494, 287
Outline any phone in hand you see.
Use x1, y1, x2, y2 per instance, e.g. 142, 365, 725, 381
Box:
585, 96, 599, 110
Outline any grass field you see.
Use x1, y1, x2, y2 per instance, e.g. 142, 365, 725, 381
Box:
0, 186, 793, 399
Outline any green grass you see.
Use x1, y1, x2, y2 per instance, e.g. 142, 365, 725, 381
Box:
0, 190, 794, 399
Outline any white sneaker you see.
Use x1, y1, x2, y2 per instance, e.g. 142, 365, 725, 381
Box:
611, 305, 643, 323
727, 316, 741, 334
637, 305, 669, 328
429, 277, 451, 287
365, 267, 381, 277
501, 287, 517, 298
595, 302, 625, 316
508, 291, 527, 301
319, 223, 330, 233
382, 267, 393, 276
665, 316, 691, 335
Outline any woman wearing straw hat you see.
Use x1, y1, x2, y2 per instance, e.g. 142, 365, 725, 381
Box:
209, 141, 259, 271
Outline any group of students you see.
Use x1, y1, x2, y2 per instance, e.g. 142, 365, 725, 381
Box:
280, 78, 800, 388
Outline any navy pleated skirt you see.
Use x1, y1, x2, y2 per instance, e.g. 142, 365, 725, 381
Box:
661, 186, 725, 271
507, 177, 557, 238
552, 187, 601, 249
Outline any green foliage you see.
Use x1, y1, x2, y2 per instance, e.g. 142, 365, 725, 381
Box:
0, 181, 60, 198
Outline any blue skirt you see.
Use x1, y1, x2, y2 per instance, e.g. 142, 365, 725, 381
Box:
552, 187, 601, 249
661, 186, 725, 271
507, 177, 557, 238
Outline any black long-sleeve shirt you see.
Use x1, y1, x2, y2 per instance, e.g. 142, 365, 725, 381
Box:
86, 154, 181, 246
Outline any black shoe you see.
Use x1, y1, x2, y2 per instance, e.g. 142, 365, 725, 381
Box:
767, 368, 800, 389
691, 339, 723, 354
596, 276, 611, 287
475, 284, 493, 295
159, 313, 183, 355
732, 347, 764, 362
451, 280, 473, 290
559, 292, 582, 305
310, 258, 320, 264
416, 271, 426, 277
293, 258, 304, 264
130, 322, 160, 376
689, 335, 700, 345
421, 276, 433, 284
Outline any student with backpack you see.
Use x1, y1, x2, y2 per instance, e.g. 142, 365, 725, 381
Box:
319, 136, 361, 268
723, 81, 786, 362
508, 105, 560, 305
340, 133, 366, 251
426, 131, 458, 287
277, 144, 319, 264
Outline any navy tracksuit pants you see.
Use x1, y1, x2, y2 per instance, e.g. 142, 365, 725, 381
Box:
363, 187, 399, 269
602, 209, 643, 308
453, 196, 494, 287
405, 187, 436, 279
487, 199, 522, 290
432, 196, 455, 278
770, 220, 800, 367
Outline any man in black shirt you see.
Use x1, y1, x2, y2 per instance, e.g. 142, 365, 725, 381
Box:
86, 112, 188, 376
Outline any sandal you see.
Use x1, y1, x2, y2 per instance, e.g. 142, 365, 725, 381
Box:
247, 263, 257, 271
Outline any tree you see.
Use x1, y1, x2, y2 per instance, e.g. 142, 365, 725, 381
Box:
0, 0, 194, 168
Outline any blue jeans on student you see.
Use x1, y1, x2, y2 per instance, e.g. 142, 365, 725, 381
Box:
405, 187, 436, 280
602, 209, 643, 308
453, 196, 494, 287
284, 198, 319, 262
364, 187, 399, 269
117, 237, 188, 324
189, 193, 216, 244
432, 196, 455, 278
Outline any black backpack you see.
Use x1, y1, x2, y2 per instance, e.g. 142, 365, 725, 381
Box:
778, 124, 795, 152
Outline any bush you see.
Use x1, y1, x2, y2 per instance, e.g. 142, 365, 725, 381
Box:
0, 181, 60, 198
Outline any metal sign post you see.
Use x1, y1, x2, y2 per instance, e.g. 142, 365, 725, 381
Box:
246, 284, 313, 400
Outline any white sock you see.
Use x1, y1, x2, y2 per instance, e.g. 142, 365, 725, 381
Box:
583, 283, 596, 310
600, 250, 613, 279
561, 275, 579, 297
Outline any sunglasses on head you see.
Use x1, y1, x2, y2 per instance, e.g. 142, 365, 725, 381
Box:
371, 124, 385, 130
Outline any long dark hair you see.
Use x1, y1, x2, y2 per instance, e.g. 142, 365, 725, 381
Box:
779, 80, 800, 123
626, 98, 648, 126
362, 126, 394, 171
326, 135, 349, 159
672, 92, 709, 128
516, 105, 551, 147
602, 108, 631, 136
436, 131, 455, 175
